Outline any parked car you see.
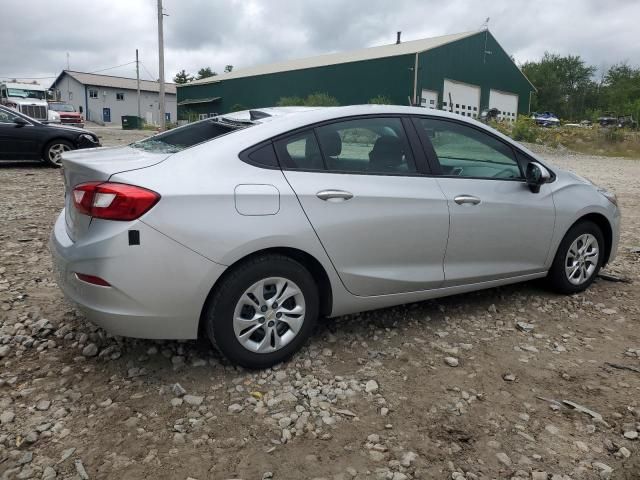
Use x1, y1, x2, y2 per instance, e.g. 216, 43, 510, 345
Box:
598, 112, 618, 127
617, 115, 638, 129
49, 102, 85, 128
532, 111, 560, 127
50, 105, 620, 368
479, 107, 499, 123
0, 105, 100, 166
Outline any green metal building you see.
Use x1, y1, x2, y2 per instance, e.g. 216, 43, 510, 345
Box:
177, 30, 535, 121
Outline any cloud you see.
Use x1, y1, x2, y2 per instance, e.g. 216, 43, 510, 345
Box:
1, 0, 638, 85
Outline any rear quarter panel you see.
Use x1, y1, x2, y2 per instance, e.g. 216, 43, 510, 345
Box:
108, 136, 349, 311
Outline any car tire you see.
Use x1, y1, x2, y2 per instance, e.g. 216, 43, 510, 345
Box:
44, 139, 74, 168
547, 221, 604, 294
204, 254, 319, 368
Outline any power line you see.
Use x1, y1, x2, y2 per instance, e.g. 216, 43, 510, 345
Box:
0, 60, 138, 81
88, 61, 137, 74
139, 62, 157, 81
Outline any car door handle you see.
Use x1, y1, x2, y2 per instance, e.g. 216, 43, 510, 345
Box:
316, 190, 354, 202
454, 195, 481, 205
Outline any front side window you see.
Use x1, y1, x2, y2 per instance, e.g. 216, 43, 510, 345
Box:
417, 118, 521, 180
89, 89, 98, 99
116, 92, 124, 101
0, 109, 14, 123
315, 117, 416, 174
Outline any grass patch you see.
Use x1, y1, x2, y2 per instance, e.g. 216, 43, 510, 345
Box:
495, 117, 640, 158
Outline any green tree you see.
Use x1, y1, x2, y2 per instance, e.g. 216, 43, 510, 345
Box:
602, 63, 640, 119
368, 95, 393, 105
173, 69, 192, 84
196, 67, 217, 80
224, 65, 234, 73
522, 53, 596, 120
277, 93, 339, 107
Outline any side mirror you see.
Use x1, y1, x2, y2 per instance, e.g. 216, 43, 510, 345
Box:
525, 161, 551, 193
13, 117, 28, 127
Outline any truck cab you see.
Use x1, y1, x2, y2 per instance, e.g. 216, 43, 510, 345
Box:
1, 81, 51, 122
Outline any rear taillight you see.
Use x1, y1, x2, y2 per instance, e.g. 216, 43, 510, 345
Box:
72, 182, 160, 221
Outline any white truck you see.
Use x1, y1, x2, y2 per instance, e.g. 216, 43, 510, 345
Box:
0, 81, 59, 123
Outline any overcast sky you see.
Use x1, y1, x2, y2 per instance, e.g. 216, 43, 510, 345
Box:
1, 0, 639, 85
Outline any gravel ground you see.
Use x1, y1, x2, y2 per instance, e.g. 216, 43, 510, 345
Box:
1, 134, 639, 480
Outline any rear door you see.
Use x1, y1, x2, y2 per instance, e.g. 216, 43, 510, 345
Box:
413, 116, 555, 286
278, 116, 450, 297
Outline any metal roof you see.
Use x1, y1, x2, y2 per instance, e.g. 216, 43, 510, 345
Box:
52, 70, 176, 94
184, 30, 481, 87
177, 96, 221, 106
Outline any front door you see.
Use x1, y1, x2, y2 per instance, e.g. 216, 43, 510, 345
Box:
414, 116, 555, 286
103, 107, 111, 123
277, 116, 450, 297
0, 110, 39, 160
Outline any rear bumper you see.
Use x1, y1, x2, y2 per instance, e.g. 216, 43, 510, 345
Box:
49, 210, 226, 339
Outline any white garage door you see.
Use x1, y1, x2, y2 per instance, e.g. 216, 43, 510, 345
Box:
442, 79, 480, 119
489, 89, 518, 122
420, 89, 438, 109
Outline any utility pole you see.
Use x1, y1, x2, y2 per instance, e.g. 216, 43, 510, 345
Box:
66, 52, 70, 70
136, 49, 141, 120
157, 0, 166, 130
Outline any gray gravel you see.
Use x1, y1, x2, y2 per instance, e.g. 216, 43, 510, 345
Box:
0, 142, 639, 479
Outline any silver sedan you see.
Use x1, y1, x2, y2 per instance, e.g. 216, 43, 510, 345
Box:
50, 105, 620, 368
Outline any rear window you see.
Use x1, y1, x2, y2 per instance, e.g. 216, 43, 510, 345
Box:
131, 119, 246, 153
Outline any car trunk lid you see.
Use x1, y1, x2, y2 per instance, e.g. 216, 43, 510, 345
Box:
61, 145, 171, 242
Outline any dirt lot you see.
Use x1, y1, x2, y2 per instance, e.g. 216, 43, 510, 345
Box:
1, 132, 639, 480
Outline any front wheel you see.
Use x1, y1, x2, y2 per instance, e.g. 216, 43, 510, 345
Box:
204, 255, 319, 368
547, 221, 604, 294
44, 139, 74, 167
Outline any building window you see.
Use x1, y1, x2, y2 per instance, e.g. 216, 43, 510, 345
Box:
89, 89, 98, 99
116, 92, 125, 101
68, 92, 73, 100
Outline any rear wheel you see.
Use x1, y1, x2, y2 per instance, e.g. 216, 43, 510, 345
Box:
44, 139, 73, 167
204, 255, 319, 368
547, 221, 604, 294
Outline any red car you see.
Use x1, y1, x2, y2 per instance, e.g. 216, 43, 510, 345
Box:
48, 102, 84, 128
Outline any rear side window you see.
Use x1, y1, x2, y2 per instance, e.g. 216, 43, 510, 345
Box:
416, 118, 521, 180
274, 130, 325, 170
241, 142, 279, 168
315, 117, 416, 174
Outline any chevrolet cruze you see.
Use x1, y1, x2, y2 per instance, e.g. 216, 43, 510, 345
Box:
50, 105, 620, 368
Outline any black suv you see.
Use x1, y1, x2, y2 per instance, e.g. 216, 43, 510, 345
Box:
0, 105, 100, 167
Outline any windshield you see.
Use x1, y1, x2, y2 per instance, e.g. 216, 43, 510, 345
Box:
49, 103, 75, 112
7, 88, 46, 100
131, 118, 248, 153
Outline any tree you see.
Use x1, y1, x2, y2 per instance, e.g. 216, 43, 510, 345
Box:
368, 95, 393, 105
521, 52, 596, 120
196, 67, 217, 80
601, 63, 640, 122
277, 92, 339, 107
224, 65, 234, 73
173, 69, 192, 84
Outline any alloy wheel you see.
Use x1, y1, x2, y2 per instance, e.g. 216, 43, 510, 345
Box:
565, 233, 599, 285
233, 277, 306, 353
48, 143, 71, 165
